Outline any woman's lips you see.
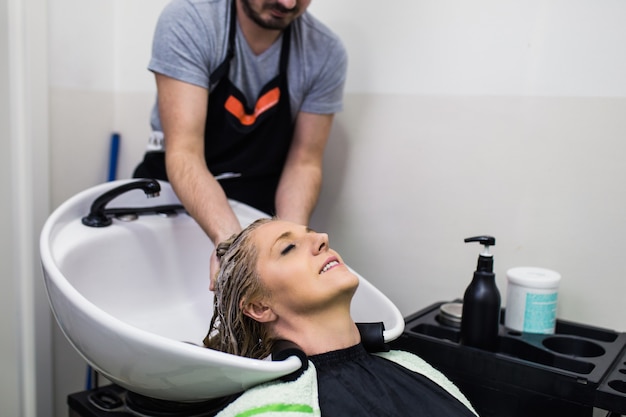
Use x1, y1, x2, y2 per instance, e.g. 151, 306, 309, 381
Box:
320, 257, 340, 274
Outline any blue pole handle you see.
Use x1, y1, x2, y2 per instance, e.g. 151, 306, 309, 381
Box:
107, 133, 120, 182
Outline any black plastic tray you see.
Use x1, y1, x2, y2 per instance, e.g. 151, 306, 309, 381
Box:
390, 301, 626, 417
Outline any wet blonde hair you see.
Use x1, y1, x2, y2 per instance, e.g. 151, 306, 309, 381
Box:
203, 218, 275, 359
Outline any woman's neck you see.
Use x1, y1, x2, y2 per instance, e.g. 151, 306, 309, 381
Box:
272, 308, 362, 356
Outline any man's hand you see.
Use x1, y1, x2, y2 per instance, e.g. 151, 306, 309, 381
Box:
209, 249, 220, 291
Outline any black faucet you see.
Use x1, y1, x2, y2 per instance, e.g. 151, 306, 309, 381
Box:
82, 179, 161, 227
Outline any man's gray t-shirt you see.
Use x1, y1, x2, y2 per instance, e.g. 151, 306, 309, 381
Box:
148, 0, 348, 132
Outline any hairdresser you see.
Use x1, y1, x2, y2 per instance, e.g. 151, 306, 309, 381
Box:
133, 0, 347, 285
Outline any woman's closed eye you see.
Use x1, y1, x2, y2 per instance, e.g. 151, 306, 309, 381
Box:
280, 243, 296, 255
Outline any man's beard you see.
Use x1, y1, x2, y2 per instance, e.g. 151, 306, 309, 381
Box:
239, 0, 298, 30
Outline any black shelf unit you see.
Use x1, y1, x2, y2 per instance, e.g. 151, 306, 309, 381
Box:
390, 301, 626, 417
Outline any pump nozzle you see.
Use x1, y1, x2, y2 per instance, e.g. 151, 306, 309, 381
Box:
464, 235, 496, 256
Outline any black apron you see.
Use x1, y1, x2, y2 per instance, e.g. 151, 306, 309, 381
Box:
134, 0, 294, 215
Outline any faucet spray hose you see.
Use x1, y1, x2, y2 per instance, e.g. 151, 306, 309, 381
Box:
81, 179, 162, 227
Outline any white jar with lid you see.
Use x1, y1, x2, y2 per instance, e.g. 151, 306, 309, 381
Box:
505, 267, 561, 334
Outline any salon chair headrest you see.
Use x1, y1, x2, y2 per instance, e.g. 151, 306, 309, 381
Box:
271, 339, 309, 382
356, 322, 390, 353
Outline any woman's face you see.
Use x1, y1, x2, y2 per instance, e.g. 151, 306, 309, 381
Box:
252, 220, 359, 316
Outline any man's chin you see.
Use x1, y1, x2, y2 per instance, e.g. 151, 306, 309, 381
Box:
257, 17, 292, 30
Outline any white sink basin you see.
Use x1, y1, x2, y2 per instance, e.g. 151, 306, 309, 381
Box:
40, 180, 404, 401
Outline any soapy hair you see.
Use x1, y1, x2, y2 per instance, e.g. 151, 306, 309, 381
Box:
203, 218, 275, 359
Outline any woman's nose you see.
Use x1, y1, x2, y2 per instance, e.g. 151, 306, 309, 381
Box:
312, 232, 329, 254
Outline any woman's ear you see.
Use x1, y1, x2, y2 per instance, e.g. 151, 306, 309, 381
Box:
241, 299, 277, 323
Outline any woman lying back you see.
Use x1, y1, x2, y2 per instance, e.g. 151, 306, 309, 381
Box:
205, 218, 478, 417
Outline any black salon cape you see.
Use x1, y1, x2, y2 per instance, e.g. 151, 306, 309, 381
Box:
309, 344, 476, 416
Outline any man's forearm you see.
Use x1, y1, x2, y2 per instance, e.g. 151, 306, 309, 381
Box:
166, 150, 242, 245
274, 162, 322, 225
275, 112, 333, 225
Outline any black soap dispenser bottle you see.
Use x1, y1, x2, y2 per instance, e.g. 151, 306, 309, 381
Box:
460, 235, 501, 351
